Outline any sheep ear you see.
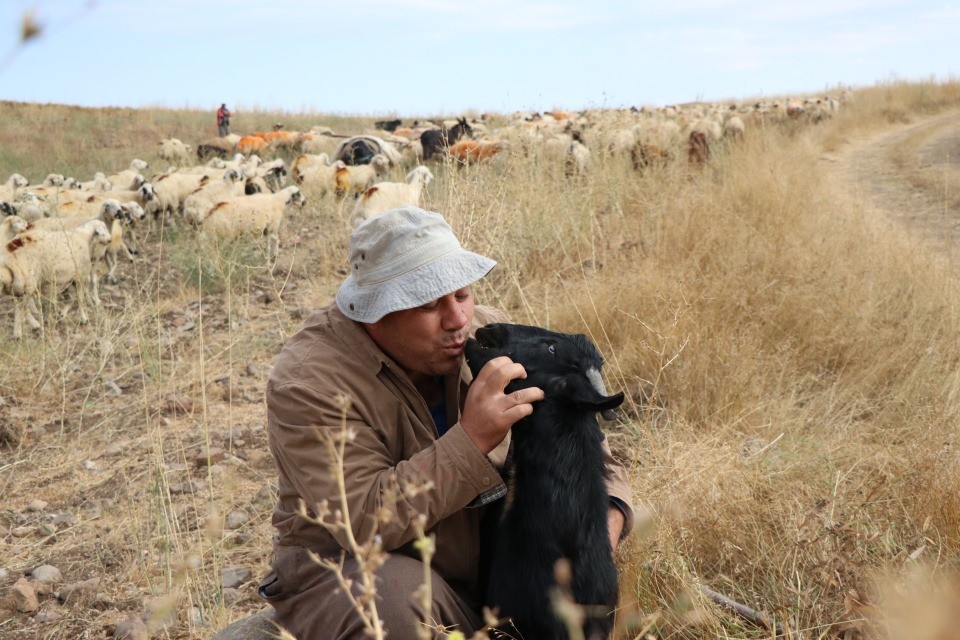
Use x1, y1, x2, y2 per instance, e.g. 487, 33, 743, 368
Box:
549, 375, 624, 412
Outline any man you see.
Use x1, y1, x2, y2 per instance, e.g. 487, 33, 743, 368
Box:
258, 206, 634, 638
217, 103, 231, 137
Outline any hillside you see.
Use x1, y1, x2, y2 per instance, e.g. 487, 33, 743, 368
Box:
3, 82, 960, 640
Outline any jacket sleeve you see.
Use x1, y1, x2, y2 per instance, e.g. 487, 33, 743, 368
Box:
601, 435, 635, 538
267, 379, 503, 553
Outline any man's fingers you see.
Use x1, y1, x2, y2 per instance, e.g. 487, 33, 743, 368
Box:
478, 356, 527, 390
510, 387, 544, 405
503, 401, 535, 422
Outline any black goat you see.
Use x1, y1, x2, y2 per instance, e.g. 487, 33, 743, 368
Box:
196, 143, 229, 161
420, 116, 473, 161
374, 118, 402, 132
465, 323, 624, 640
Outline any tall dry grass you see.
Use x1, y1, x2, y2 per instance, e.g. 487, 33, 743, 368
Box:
2, 79, 960, 639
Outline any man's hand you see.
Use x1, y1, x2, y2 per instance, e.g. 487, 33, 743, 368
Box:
460, 356, 544, 453
608, 505, 625, 552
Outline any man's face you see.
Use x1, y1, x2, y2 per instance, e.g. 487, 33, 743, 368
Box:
365, 287, 475, 381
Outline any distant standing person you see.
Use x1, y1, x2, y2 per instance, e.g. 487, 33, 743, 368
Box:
217, 103, 232, 137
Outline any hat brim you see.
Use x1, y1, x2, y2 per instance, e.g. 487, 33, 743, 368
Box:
337, 248, 496, 323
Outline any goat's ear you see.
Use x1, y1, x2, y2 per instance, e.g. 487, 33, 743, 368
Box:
549, 375, 625, 412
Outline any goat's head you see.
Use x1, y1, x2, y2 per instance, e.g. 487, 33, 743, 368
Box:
466, 323, 623, 419
455, 117, 474, 140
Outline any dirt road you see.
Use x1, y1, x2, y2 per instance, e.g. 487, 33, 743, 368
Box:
825, 108, 960, 263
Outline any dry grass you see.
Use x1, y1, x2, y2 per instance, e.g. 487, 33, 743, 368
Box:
2, 78, 960, 639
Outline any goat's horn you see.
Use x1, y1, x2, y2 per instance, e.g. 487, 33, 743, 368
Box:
586, 368, 608, 396
587, 368, 619, 421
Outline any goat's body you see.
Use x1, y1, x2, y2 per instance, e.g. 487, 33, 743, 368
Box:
466, 323, 623, 640
420, 117, 473, 161
490, 401, 617, 640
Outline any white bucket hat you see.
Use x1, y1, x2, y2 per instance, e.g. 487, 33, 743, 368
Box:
336, 206, 496, 323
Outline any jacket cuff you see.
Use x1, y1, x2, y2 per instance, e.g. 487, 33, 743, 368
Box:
437, 422, 506, 506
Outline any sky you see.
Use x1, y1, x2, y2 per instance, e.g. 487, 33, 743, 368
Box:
0, 0, 957, 118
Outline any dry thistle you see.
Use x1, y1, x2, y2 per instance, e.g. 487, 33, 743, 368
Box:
413, 514, 438, 640
550, 558, 587, 640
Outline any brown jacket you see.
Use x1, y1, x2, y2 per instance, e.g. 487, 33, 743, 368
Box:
266, 302, 634, 600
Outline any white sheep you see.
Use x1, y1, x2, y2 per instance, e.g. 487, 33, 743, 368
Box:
57, 183, 157, 219
350, 166, 434, 227
244, 159, 288, 194
1, 219, 111, 337
30, 214, 135, 285
564, 132, 592, 177
158, 138, 192, 165
149, 170, 212, 219
106, 159, 149, 190
0, 173, 29, 201
75, 172, 114, 191
1, 215, 29, 243
38, 174, 65, 188
195, 185, 306, 262
182, 168, 247, 225
722, 114, 746, 141
300, 133, 338, 156
7, 192, 55, 221
333, 154, 390, 197
0, 217, 29, 310
291, 154, 346, 196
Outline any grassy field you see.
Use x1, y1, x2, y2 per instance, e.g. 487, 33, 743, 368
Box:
2, 79, 960, 639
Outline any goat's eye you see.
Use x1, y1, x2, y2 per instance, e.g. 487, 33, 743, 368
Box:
547, 343, 556, 355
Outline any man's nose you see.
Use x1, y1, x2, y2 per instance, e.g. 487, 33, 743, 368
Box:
441, 301, 468, 330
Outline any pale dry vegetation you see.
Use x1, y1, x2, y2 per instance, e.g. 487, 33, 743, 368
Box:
2, 78, 960, 639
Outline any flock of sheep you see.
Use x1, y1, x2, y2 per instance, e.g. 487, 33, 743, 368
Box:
0, 93, 844, 339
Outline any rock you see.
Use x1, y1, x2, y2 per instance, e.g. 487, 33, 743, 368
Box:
192, 446, 226, 468
163, 395, 194, 416
30, 564, 62, 584
36, 602, 64, 622
103, 379, 123, 396
225, 511, 249, 530
221, 587, 242, 606
9, 577, 39, 613
114, 615, 149, 640
221, 566, 252, 589
58, 577, 100, 604
11, 526, 33, 538
228, 531, 253, 546
26, 499, 48, 512
81, 459, 99, 471
252, 483, 277, 509
49, 512, 75, 527
210, 609, 277, 640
